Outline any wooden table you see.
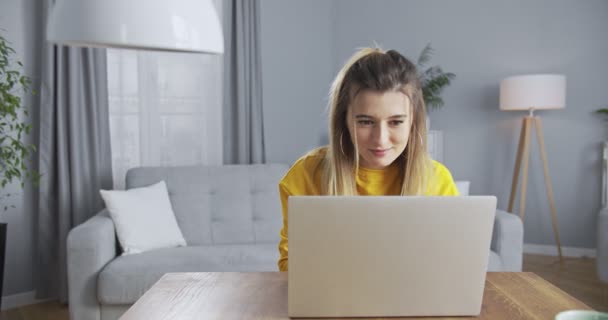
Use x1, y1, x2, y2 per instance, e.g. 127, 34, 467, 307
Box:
119, 272, 592, 320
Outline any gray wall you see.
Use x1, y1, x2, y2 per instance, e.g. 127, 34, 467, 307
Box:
260, 0, 336, 164
0, 0, 42, 298
261, 0, 608, 249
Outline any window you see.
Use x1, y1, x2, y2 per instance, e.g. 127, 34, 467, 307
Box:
106, 47, 223, 189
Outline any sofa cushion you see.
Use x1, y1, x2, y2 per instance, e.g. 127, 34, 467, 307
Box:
126, 164, 288, 246
97, 244, 280, 304
97, 246, 504, 305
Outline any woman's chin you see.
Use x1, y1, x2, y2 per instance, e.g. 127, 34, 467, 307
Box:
361, 156, 397, 169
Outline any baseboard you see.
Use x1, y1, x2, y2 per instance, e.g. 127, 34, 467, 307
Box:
1, 290, 52, 311
524, 243, 597, 258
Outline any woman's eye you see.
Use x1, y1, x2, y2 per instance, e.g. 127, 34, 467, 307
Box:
357, 120, 374, 125
389, 120, 404, 126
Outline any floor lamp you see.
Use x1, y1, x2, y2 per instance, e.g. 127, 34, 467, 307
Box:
499, 74, 566, 261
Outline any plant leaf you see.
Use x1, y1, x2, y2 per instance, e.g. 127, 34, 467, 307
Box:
415, 44, 456, 112
416, 43, 433, 69
0, 31, 40, 205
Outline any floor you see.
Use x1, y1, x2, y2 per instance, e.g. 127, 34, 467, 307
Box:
0, 254, 606, 319
522, 254, 607, 312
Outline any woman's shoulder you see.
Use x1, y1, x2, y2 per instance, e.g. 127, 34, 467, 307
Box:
427, 159, 458, 195
280, 146, 327, 186
292, 146, 327, 170
430, 159, 451, 176
302, 146, 328, 161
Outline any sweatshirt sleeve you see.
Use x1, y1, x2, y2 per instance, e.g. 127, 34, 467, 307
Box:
276, 148, 325, 271
277, 182, 291, 271
429, 160, 460, 196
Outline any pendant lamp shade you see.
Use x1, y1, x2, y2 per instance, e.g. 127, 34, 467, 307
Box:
46, 0, 224, 54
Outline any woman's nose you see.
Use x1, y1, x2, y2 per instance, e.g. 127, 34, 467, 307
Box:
372, 123, 390, 145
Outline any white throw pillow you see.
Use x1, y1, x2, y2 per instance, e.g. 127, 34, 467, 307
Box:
100, 181, 186, 255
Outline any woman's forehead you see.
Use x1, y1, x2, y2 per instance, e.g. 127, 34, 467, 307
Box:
350, 90, 411, 116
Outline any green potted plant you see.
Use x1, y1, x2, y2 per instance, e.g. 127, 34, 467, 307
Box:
596, 108, 608, 118
416, 43, 456, 128
0, 32, 39, 310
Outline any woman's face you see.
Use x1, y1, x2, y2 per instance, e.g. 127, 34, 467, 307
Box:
346, 89, 412, 169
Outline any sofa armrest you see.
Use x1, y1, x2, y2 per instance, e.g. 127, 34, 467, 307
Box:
491, 210, 524, 271
67, 210, 117, 320
597, 207, 608, 282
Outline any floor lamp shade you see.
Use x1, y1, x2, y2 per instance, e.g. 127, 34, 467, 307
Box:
500, 74, 566, 111
47, 0, 224, 54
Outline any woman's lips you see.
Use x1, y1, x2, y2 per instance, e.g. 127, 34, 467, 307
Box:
370, 148, 391, 157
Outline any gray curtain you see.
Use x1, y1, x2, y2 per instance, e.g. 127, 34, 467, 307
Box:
35, 0, 113, 302
223, 0, 266, 164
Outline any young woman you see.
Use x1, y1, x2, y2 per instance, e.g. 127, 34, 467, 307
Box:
278, 48, 458, 271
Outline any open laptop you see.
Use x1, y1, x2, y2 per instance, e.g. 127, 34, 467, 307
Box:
288, 196, 496, 318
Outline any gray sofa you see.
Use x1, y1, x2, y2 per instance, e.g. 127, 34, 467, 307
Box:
67, 165, 523, 320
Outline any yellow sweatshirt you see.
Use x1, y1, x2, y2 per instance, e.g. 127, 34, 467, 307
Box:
277, 147, 459, 271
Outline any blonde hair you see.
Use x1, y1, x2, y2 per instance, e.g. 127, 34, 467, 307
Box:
320, 47, 431, 195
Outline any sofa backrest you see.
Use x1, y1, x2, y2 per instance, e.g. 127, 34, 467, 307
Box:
455, 180, 470, 196
126, 164, 289, 246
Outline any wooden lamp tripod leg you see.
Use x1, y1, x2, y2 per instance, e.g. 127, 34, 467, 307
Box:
507, 116, 564, 262
508, 117, 532, 218
519, 117, 532, 221
508, 118, 527, 213
533, 117, 563, 261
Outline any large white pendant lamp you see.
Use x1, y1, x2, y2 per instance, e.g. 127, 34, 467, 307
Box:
46, 0, 224, 54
